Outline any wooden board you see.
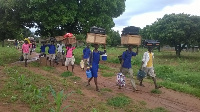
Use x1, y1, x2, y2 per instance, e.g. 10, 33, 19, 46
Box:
63, 36, 76, 44
121, 35, 141, 45
86, 33, 107, 44
86, 33, 96, 43
55, 36, 64, 41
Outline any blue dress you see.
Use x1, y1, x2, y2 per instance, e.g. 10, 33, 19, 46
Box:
90, 50, 106, 78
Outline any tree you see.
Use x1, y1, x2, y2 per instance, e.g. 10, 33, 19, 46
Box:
18, 0, 126, 37
0, 0, 28, 47
107, 30, 121, 46
140, 13, 200, 56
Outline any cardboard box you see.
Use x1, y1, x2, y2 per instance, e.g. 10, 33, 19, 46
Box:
121, 35, 141, 45
55, 36, 64, 41
86, 33, 107, 44
63, 36, 76, 44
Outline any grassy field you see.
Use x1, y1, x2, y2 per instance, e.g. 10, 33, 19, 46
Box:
0, 46, 21, 66
72, 47, 200, 98
1, 45, 199, 111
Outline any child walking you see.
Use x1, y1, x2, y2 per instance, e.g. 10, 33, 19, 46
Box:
65, 44, 76, 72
22, 40, 30, 67
47, 41, 56, 67
87, 44, 106, 92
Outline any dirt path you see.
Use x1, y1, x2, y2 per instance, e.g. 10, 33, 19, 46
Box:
1, 52, 200, 112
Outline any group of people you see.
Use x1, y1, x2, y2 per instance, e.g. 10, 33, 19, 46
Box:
22, 39, 160, 92
120, 45, 161, 92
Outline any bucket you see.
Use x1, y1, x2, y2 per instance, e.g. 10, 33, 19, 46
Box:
101, 53, 107, 61
86, 70, 92, 78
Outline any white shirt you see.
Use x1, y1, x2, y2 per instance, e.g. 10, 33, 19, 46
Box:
142, 51, 154, 67
57, 44, 65, 52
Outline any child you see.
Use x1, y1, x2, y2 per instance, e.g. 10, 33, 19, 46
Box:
65, 44, 76, 72
39, 42, 46, 58
87, 44, 106, 92
57, 41, 65, 66
22, 40, 30, 67
82, 43, 91, 70
47, 41, 56, 67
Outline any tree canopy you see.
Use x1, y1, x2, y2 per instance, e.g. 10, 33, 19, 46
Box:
140, 13, 200, 56
18, 0, 126, 37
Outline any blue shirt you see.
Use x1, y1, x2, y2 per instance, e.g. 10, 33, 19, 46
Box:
48, 45, 56, 54
122, 51, 137, 68
83, 47, 91, 59
40, 45, 46, 52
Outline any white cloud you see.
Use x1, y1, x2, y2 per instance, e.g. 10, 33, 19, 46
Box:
113, 0, 200, 33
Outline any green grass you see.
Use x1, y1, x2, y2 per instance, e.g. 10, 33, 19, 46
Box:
70, 76, 81, 81
0, 47, 21, 66
107, 95, 131, 108
151, 89, 162, 94
1, 66, 50, 111
100, 88, 113, 92
42, 66, 55, 71
61, 71, 73, 77
30, 61, 40, 67
101, 71, 115, 77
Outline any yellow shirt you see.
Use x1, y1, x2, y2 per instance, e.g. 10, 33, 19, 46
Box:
147, 52, 153, 67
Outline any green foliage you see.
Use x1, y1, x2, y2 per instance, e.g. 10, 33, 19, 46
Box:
2, 66, 50, 111
61, 71, 73, 77
151, 89, 162, 94
101, 71, 115, 77
49, 85, 70, 112
0, 47, 21, 66
107, 95, 131, 108
140, 13, 200, 56
70, 76, 81, 81
42, 66, 55, 71
107, 30, 121, 47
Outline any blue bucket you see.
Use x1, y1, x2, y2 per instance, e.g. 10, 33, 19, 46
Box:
86, 70, 92, 78
101, 53, 107, 61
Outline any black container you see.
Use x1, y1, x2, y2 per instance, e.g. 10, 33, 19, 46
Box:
90, 26, 106, 34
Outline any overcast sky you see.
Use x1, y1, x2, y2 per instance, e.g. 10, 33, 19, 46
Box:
113, 0, 200, 33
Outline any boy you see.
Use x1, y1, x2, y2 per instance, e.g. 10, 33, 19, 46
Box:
39, 42, 46, 58
87, 44, 106, 92
140, 47, 161, 89
47, 41, 56, 67
22, 40, 30, 67
57, 41, 65, 66
82, 43, 91, 70
65, 44, 76, 72
121, 45, 139, 91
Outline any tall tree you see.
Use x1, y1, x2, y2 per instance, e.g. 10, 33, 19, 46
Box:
18, 0, 126, 37
107, 30, 121, 46
140, 13, 200, 56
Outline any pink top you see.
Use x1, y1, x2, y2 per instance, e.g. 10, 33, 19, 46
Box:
22, 43, 30, 53
66, 47, 75, 58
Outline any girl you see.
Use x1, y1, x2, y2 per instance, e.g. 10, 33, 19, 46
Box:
87, 44, 106, 92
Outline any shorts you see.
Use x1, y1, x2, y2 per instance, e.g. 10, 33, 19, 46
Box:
57, 52, 64, 60
23, 53, 29, 60
49, 54, 55, 61
65, 57, 75, 66
142, 67, 156, 77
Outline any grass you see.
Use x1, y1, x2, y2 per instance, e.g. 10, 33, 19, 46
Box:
100, 88, 113, 92
42, 66, 55, 71
70, 76, 81, 81
0, 47, 21, 66
61, 71, 73, 77
1, 66, 50, 111
107, 95, 131, 108
151, 89, 162, 94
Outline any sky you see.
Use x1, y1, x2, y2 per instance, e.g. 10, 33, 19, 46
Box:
113, 0, 200, 33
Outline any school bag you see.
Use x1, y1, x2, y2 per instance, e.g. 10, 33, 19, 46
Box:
116, 72, 125, 87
